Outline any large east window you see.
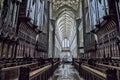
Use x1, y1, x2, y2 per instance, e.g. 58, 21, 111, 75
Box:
62, 38, 70, 48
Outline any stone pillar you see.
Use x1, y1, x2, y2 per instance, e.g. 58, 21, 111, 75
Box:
46, 0, 50, 58
82, 0, 86, 57
76, 19, 81, 58
51, 20, 56, 58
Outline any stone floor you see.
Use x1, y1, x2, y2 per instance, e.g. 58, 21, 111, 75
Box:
49, 63, 84, 80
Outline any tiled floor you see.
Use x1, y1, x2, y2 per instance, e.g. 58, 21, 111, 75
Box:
49, 63, 84, 80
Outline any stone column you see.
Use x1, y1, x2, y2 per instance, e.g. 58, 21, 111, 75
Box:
51, 20, 56, 58
82, 0, 86, 59
76, 19, 81, 58
46, 0, 50, 58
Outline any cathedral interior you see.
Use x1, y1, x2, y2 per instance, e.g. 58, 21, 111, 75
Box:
0, 0, 120, 80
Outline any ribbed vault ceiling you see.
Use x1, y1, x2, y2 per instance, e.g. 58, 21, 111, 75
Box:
52, 0, 79, 11
56, 10, 75, 42
51, 0, 79, 46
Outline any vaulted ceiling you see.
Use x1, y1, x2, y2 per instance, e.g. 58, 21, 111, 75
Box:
50, 0, 80, 46
56, 10, 75, 41
52, 0, 79, 11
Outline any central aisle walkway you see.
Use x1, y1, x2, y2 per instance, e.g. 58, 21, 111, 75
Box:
49, 63, 84, 80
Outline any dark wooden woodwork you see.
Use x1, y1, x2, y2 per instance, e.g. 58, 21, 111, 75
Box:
18, 0, 31, 22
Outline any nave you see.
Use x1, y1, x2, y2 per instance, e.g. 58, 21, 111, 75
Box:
0, 0, 120, 80
49, 63, 84, 80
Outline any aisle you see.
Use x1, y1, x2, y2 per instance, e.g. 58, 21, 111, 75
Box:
49, 63, 84, 80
